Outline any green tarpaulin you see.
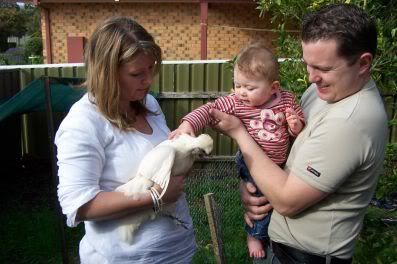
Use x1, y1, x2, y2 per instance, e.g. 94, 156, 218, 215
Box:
0, 77, 86, 122
0, 76, 87, 264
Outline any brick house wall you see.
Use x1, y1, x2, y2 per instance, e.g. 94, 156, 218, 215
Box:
207, 3, 275, 59
40, 2, 277, 63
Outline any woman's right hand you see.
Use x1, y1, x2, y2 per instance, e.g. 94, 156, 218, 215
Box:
240, 181, 273, 228
154, 174, 186, 204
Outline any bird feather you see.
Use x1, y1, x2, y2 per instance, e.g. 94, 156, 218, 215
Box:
115, 133, 213, 243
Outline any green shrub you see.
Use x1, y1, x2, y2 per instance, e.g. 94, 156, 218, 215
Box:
23, 35, 43, 58
0, 53, 8, 65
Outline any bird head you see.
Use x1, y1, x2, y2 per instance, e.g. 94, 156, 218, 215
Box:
194, 134, 213, 155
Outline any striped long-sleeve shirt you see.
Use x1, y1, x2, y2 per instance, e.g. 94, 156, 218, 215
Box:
182, 90, 304, 165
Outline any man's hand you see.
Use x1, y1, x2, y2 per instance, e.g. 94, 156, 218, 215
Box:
240, 181, 273, 227
209, 108, 245, 139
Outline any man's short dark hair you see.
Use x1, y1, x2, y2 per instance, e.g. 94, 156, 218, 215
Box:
301, 3, 377, 64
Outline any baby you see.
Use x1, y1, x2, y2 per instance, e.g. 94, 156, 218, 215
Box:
170, 43, 305, 259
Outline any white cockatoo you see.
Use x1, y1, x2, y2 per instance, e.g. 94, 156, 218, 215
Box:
115, 133, 213, 243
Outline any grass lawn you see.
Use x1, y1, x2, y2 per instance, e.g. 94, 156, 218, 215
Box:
1, 160, 396, 263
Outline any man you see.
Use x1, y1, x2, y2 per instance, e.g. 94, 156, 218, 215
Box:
209, 3, 388, 263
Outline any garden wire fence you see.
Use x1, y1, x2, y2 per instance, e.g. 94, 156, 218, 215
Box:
186, 158, 252, 263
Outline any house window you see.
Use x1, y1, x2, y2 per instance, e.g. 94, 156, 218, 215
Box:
67, 36, 85, 63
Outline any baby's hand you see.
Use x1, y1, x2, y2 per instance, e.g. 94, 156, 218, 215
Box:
168, 121, 196, 139
286, 108, 304, 135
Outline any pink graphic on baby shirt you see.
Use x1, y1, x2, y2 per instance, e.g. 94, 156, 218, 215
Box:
250, 109, 285, 141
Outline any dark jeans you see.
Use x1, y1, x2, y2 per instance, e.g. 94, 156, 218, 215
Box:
235, 151, 272, 241
269, 241, 353, 264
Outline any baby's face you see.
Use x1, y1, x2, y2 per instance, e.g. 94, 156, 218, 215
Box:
233, 68, 277, 107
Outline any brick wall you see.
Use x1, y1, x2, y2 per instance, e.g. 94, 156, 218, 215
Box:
40, 3, 277, 63
207, 3, 276, 60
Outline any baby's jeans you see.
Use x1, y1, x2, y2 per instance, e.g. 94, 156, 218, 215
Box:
235, 150, 272, 242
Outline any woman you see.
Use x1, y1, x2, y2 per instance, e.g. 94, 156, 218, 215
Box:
55, 17, 196, 263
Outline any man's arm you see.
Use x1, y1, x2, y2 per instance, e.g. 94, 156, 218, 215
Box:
210, 108, 327, 216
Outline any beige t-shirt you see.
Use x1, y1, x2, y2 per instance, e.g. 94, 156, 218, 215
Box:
269, 79, 388, 259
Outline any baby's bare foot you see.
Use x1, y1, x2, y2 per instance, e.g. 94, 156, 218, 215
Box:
247, 235, 265, 259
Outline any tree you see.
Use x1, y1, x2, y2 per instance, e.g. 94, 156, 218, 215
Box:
0, 3, 41, 52
256, 0, 397, 94
22, 4, 42, 37
0, 4, 28, 52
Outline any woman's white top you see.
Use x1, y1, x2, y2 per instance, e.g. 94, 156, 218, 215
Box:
55, 94, 196, 263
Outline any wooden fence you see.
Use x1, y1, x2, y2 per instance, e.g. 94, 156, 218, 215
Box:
0, 61, 396, 160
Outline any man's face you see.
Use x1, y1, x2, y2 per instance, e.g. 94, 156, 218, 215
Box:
302, 39, 362, 103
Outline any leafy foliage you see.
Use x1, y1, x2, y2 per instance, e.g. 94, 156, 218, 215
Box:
24, 34, 43, 57
255, 1, 397, 263
0, 4, 42, 63
376, 143, 397, 199
354, 207, 397, 264
256, 0, 397, 96
0, 5, 28, 51
22, 4, 42, 37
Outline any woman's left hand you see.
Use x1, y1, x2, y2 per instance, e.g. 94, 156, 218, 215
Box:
154, 174, 186, 204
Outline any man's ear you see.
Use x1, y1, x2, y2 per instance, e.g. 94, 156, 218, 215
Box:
358, 52, 373, 75
270, 81, 280, 93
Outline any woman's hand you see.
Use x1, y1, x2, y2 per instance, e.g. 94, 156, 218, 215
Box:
240, 181, 273, 228
154, 174, 186, 204
209, 108, 245, 139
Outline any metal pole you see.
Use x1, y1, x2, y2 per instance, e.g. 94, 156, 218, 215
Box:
43, 76, 69, 264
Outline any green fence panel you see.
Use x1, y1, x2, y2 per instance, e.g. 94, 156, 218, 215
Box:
175, 64, 190, 126
160, 99, 176, 130
220, 63, 233, 92
27, 70, 49, 160
151, 72, 160, 94
206, 63, 220, 92
19, 69, 34, 88
32, 68, 46, 80
159, 64, 175, 128
47, 67, 61, 78
75, 66, 86, 79
191, 64, 205, 91
160, 64, 174, 92
176, 64, 189, 91
1, 62, 395, 160
61, 67, 74, 78
204, 63, 220, 151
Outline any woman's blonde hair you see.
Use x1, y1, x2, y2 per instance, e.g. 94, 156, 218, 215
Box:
84, 16, 162, 131
235, 43, 279, 82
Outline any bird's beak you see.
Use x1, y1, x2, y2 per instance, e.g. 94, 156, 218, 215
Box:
192, 148, 207, 157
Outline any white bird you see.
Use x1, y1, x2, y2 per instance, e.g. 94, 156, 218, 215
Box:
115, 133, 214, 243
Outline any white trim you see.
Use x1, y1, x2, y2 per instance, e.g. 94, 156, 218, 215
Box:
0, 63, 84, 70
0, 59, 298, 70
162, 60, 228, 64
0, 60, 230, 70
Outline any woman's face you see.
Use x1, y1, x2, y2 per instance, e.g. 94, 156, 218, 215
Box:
118, 52, 156, 106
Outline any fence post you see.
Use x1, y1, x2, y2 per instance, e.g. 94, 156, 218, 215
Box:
43, 77, 69, 264
204, 193, 226, 264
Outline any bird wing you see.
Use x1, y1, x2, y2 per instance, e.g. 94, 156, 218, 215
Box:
115, 176, 154, 197
136, 145, 176, 199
